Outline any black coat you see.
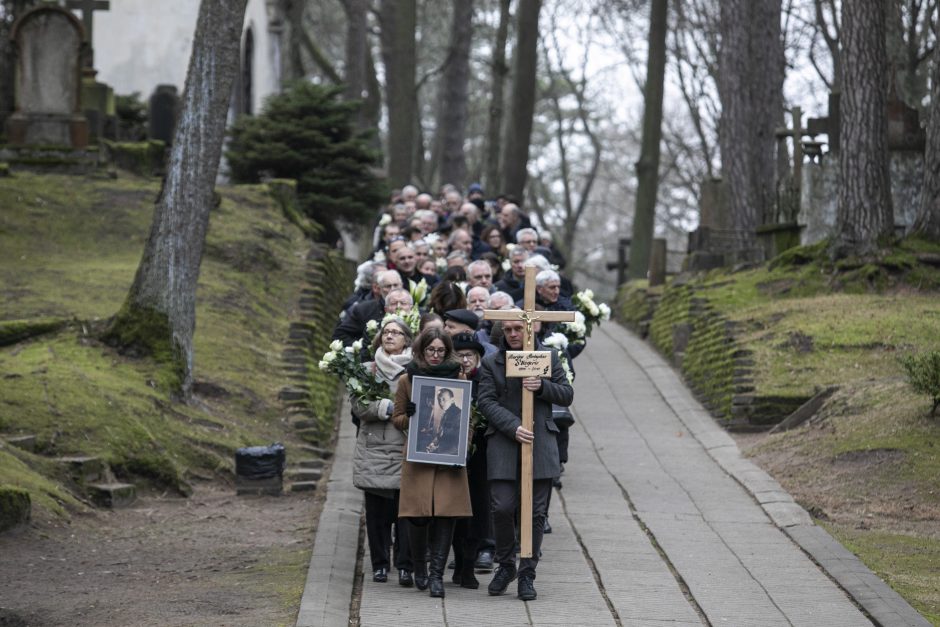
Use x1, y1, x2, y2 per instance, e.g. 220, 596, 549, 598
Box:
332, 298, 383, 346
477, 343, 574, 481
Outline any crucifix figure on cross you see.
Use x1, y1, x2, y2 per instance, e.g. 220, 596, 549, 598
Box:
481, 265, 575, 561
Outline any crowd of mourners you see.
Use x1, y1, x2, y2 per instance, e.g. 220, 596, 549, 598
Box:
329, 182, 608, 602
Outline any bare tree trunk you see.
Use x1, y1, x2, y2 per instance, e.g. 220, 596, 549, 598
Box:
379, 0, 417, 186
341, 0, 367, 103
718, 0, 783, 258
501, 0, 542, 203
913, 39, 940, 239
104, 0, 249, 397
284, 0, 306, 81
628, 0, 669, 281
485, 0, 512, 194
434, 0, 474, 188
835, 0, 894, 255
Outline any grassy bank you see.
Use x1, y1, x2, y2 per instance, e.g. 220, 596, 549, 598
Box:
618, 241, 940, 622
0, 172, 328, 519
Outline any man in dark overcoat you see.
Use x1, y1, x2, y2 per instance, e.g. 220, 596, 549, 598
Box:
477, 316, 574, 601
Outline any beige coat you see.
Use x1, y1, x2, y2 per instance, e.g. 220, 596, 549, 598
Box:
393, 373, 471, 518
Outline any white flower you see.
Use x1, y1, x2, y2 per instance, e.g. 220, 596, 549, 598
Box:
344, 346, 354, 354
318, 360, 329, 370
379, 213, 392, 226
574, 311, 585, 325
352, 339, 363, 352
588, 302, 600, 317
373, 250, 386, 263
543, 332, 569, 350
436, 257, 447, 271
330, 340, 343, 352
323, 352, 337, 364
599, 303, 611, 320
501, 259, 511, 272
505, 242, 516, 252
582, 289, 594, 301
366, 319, 378, 333
425, 232, 440, 245
348, 378, 362, 392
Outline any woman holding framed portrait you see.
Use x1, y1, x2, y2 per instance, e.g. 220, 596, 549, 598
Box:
392, 328, 471, 598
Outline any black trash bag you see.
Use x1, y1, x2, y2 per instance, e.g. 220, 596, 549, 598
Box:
552, 405, 575, 429
235, 442, 286, 479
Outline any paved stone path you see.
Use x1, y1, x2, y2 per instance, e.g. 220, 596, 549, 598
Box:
297, 323, 929, 627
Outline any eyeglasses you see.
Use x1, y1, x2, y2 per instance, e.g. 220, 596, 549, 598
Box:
382, 329, 405, 337
424, 347, 447, 356
455, 352, 477, 362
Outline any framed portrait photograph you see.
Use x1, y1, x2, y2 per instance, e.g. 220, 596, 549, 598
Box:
406, 376, 473, 466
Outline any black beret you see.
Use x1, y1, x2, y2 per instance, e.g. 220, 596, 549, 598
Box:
443, 308, 479, 330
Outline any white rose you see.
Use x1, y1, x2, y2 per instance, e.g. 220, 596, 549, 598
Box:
373, 251, 386, 263
318, 360, 329, 370
588, 302, 599, 317
366, 319, 378, 332
501, 259, 511, 272
344, 346, 354, 354
599, 303, 611, 320
323, 352, 336, 363
352, 339, 363, 352
583, 289, 594, 300
348, 378, 362, 392
330, 340, 343, 352
379, 213, 391, 226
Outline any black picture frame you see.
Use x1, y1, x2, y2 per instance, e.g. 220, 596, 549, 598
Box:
406, 375, 473, 466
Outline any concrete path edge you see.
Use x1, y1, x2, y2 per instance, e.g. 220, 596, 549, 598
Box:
296, 396, 362, 627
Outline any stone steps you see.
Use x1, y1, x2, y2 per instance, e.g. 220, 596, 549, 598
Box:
87, 483, 137, 508
4, 434, 36, 452
55, 455, 106, 483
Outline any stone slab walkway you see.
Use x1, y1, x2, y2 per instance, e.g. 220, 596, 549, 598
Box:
296, 323, 929, 627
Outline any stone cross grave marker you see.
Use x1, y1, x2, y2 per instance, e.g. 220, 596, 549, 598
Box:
483, 265, 574, 557
66, 0, 109, 69
4, 6, 88, 147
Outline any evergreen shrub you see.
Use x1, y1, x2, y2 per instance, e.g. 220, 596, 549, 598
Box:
898, 350, 940, 416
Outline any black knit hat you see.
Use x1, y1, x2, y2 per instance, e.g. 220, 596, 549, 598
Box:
451, 332, 485, 357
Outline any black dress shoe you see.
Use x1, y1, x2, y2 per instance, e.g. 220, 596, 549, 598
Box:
372, 567, 388, 583
487, 564, 517, 596
398, 569, 413, 587
474, 549, 494, 571
517, 574, 537, 601
543, 517, 552, 534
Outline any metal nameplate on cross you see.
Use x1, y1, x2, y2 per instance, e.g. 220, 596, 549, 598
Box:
483, 265, 574, 557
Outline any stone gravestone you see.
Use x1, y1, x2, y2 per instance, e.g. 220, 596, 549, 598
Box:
686, 178, 733, 271
148, 85, 180, 146
4, 6, 89, 148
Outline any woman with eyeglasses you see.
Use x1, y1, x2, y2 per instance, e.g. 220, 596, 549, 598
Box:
392, 328, 471, 598
351, 317, 415, 587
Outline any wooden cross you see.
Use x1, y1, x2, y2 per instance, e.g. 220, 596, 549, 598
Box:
66, 0, 110, 68
483, 265, 575, 557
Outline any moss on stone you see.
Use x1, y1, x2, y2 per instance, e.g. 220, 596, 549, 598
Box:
0, 485, 31, 532
102, 139, 166, 177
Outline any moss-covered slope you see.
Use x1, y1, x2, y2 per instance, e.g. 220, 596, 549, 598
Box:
0, 172, 336, 520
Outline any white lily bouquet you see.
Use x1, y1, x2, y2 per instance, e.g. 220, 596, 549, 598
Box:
409, 278, 429, 307
571, 289, 610, 337
318, 339, 390, 402
542, 332, 574, 384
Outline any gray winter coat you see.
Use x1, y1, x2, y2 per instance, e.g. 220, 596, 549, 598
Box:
351, 361, 407, 492
477, 346, 574, 481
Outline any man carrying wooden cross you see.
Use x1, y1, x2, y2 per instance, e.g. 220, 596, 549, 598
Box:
478, 265, 574, 601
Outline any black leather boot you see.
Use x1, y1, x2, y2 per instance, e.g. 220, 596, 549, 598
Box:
409, 523, 429, 591
458, 544, 479, 589
427, 518, 455, 598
